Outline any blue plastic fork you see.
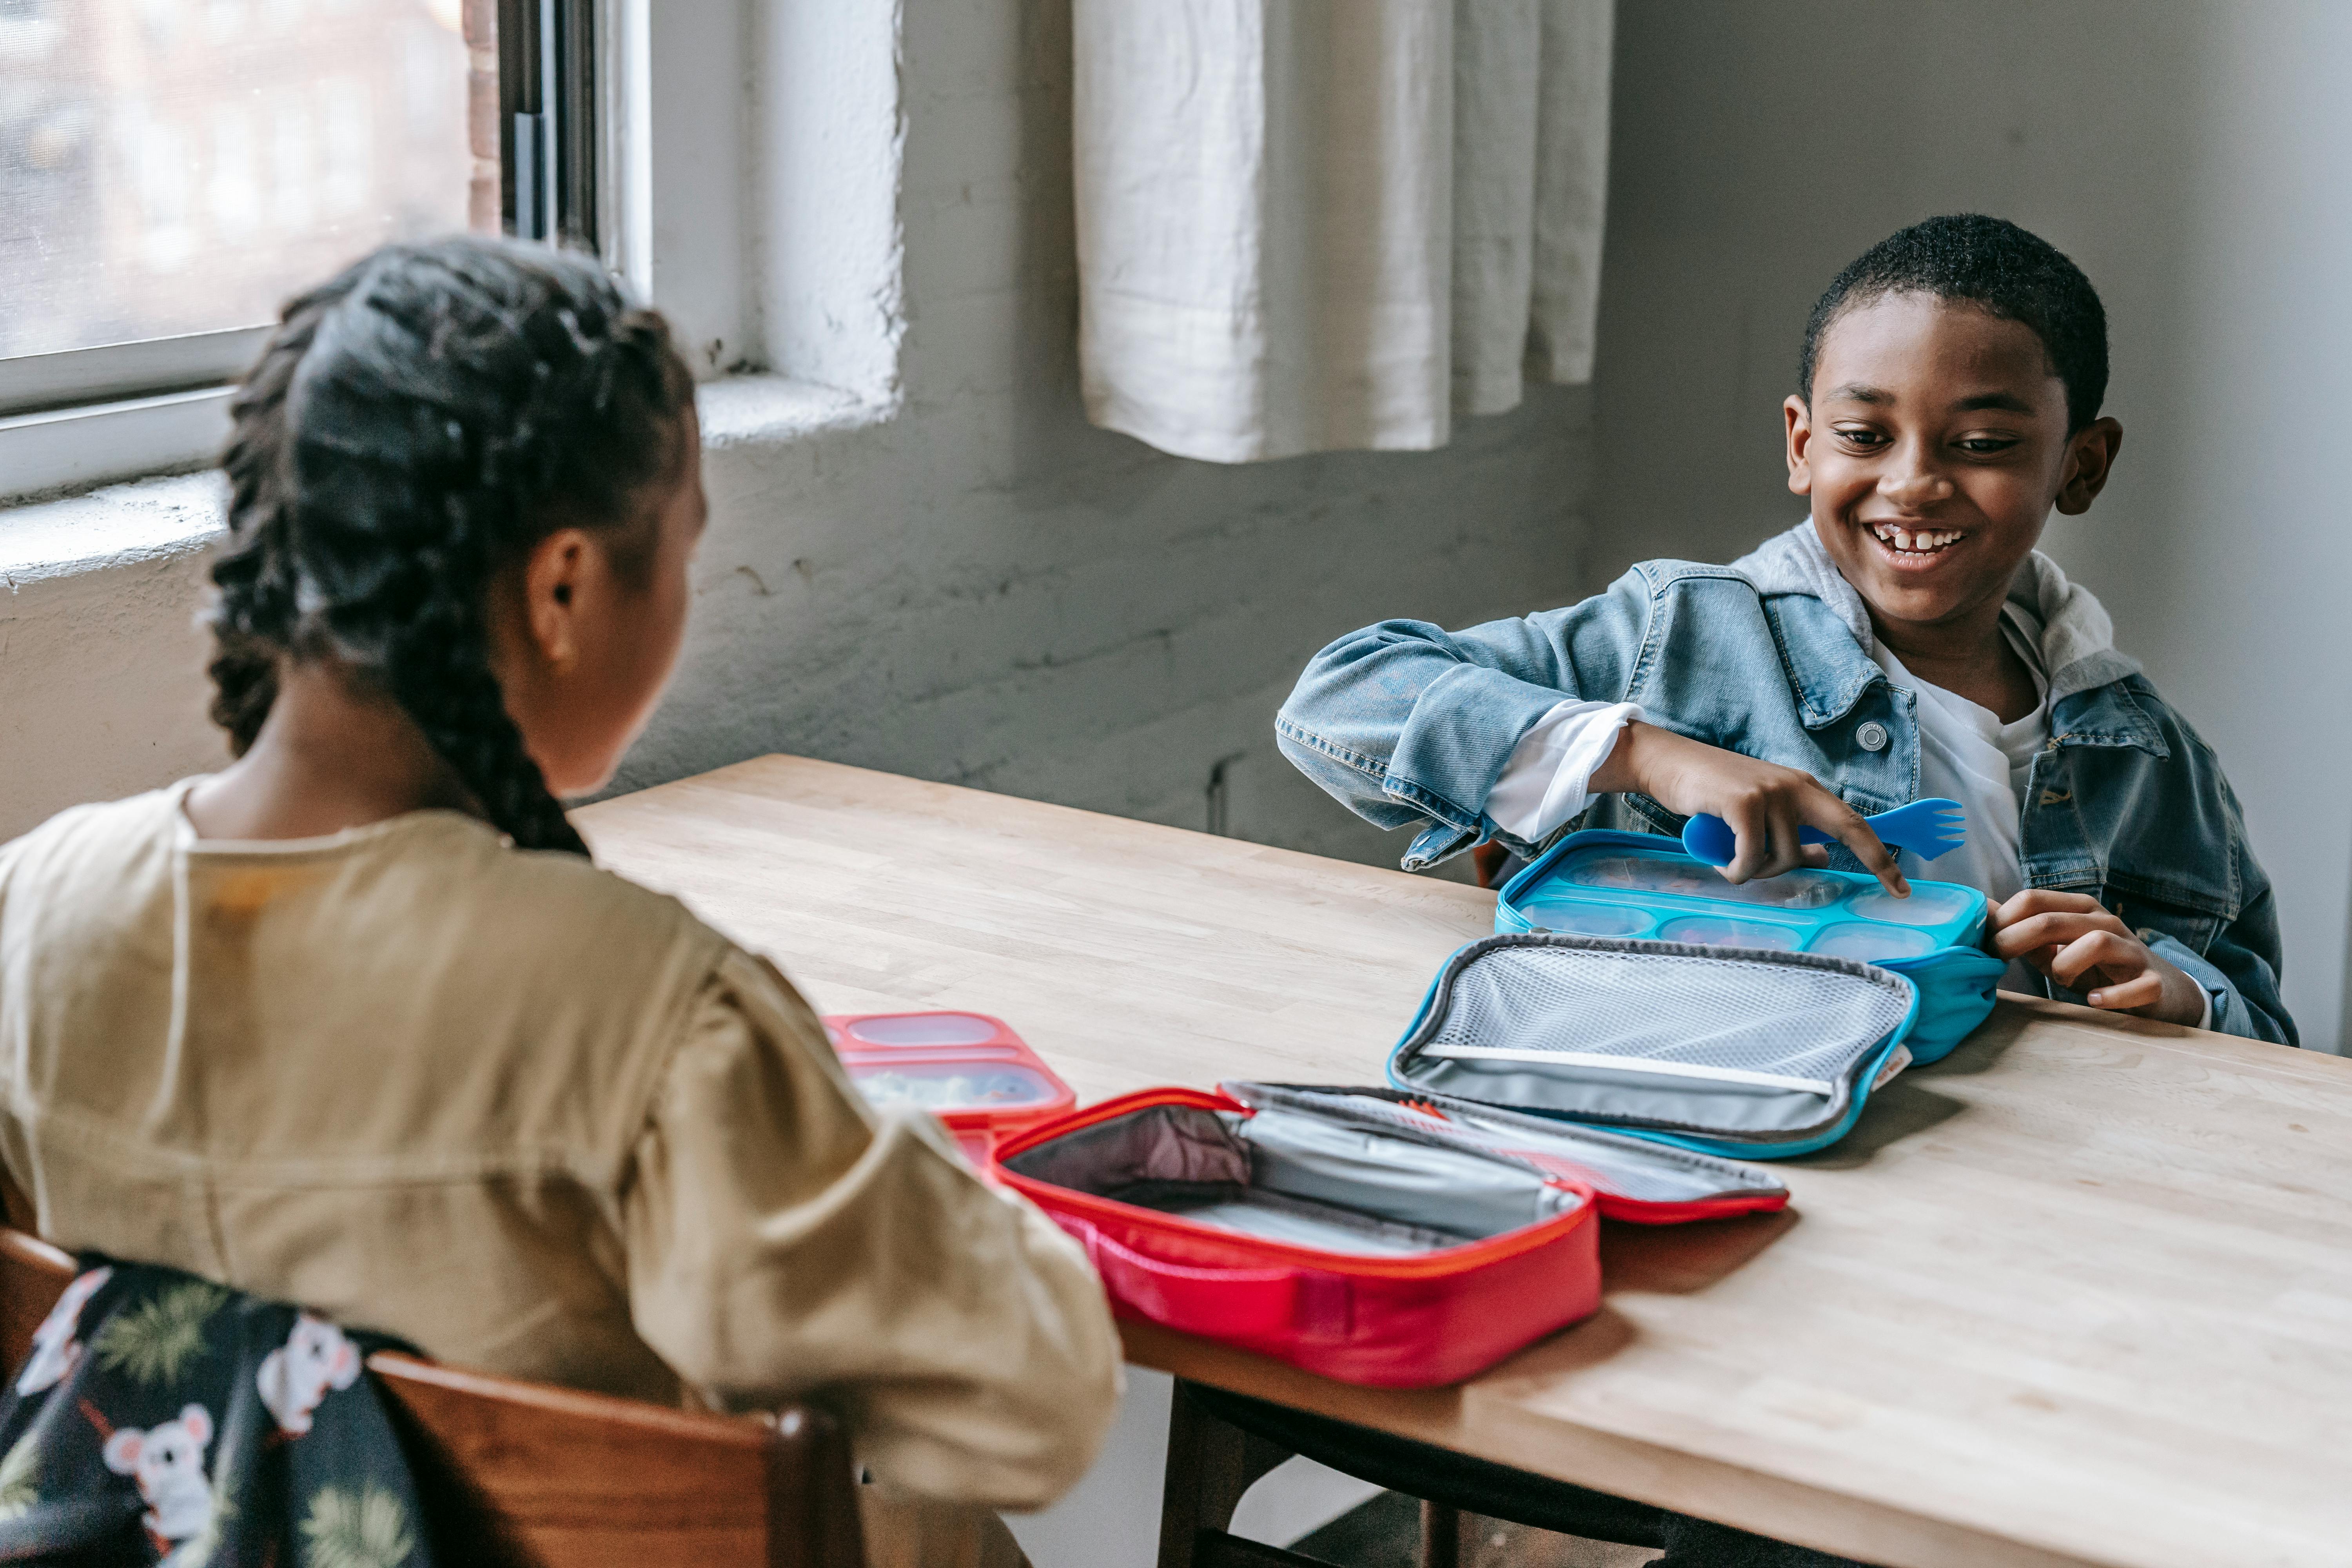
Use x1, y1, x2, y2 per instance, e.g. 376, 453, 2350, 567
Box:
1680, 797, 1966, 867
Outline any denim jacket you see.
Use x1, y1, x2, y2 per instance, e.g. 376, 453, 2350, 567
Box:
1276, 525, 2294, 1046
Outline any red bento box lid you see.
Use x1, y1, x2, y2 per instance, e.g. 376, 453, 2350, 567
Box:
823, 1011, 1078, 1160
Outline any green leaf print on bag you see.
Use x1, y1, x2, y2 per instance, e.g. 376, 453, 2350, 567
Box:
0, 1430, 37, 1520
300, 1483, 416, 1568
91, 1281, 229, 1387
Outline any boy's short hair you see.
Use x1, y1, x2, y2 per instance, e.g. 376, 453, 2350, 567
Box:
1798, 214, 2109, 432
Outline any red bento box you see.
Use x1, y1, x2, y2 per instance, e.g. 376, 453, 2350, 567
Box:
824, 1010, 1078, 1161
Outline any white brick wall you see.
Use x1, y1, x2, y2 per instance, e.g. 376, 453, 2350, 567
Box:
607, 0, 1592, 870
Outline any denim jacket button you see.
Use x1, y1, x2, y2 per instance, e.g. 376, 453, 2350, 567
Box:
1856, 721, 1889, 752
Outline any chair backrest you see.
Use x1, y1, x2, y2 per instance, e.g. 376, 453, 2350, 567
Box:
0, 1229, 863, 1568
0, 1229, 69, 1384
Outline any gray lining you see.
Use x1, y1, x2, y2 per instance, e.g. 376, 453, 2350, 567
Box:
1388, 935, 1913, 1142
1001, 1099, 1584, 1257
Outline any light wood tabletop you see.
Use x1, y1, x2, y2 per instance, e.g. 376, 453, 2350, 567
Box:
576, 754, 2352, 1568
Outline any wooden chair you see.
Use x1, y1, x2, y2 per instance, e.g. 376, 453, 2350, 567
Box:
1470, 839, 1517, 893
0, 1229, 865, 1568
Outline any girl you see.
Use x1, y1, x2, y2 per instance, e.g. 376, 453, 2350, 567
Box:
0, 238, 1118, 1563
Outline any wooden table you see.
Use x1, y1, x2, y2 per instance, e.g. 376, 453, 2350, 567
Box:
577, 755, 2352, 1568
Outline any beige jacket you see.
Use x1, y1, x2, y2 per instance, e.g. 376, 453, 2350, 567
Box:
0, 784, 1119, 1510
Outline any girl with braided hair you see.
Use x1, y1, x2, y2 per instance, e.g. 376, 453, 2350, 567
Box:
0, 238, 1117, 1567
199, 234, 688, 851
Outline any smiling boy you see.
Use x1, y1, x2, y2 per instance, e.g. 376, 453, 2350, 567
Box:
1278, 214, 2292, 1045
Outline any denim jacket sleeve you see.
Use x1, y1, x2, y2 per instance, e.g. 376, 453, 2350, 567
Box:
2137, 831, 2296, 1048
2082, 711, 2297, 1047
1274, 568, 1653, 869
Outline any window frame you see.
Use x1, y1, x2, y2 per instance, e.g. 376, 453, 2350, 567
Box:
0, 327, 276, 423
500, 0, 600, 249
0, 0, 599, 505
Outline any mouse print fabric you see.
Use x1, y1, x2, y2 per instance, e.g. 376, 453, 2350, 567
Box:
0, 1259, 436, 1567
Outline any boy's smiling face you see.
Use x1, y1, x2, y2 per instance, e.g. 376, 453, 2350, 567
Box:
1786, 291, 2122, 636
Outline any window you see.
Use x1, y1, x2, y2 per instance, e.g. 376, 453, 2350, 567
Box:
499, 0, 595, 247
0, 0, 597, 502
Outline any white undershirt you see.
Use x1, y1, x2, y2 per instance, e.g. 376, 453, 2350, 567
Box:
1871, 606, 2052, 999
1486, 605, 2211, 1026
1870, 603, 2051, 910
1483, 700, 1644, 843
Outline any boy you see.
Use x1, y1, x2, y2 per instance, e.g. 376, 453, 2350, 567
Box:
1279, 214, 2292, 1046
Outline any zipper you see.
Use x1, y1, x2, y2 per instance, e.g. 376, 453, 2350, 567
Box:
1396, 1033, 1906, 1145
1411, 1045, 1838, 1096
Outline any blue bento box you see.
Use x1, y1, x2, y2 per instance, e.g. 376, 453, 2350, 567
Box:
1493, 829, 2005, 1071
1496, 829, 1986, 958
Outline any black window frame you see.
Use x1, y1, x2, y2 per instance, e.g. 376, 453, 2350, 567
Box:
498, 0, 598, 250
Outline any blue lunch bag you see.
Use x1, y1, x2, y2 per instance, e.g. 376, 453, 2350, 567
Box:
1382, 830, 2004, 1160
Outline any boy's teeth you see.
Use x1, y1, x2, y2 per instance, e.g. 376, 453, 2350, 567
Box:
1871, 523, 1961, 555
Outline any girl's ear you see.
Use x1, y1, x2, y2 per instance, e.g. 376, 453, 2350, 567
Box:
2056, 417, 2124, 515
521, 528, 596, 673
1784, 395, 1815, 496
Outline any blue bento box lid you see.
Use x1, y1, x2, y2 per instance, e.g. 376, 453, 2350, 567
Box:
1493, 829, 2004, 1077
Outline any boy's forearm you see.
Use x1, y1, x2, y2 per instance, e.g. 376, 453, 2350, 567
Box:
1275, 575, 1656, 855
1279, 624, 1585, 839
1588, 719, 1661, 800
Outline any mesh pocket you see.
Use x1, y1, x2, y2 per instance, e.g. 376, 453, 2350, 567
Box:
1414, 940, 1913, 1095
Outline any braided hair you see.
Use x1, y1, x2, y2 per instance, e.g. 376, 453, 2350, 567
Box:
209, 237, 693, 855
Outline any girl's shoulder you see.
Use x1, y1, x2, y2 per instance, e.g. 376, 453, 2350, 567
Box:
2, 781, 733, 982
0, 786, 195, 940
302, 803, 741, 997
2, 782, 776, 1167
2, 779, 747, 1058
2, 784, 185, 864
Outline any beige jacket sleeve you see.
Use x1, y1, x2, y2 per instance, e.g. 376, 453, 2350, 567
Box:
621, 948, 1122, 1509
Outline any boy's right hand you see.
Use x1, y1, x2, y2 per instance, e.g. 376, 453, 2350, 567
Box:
1589, 721, 1909, 896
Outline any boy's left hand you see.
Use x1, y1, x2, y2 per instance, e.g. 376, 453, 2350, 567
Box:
1988, 890, 2210, 1026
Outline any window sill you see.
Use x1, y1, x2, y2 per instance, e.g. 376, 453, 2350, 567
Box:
0, 375, 895, 585
695, 372, 895, 451
0, 471, 228, 587
0, 387, 234, 510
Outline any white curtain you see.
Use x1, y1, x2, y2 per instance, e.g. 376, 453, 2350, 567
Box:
1072, 0, 1614, 464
